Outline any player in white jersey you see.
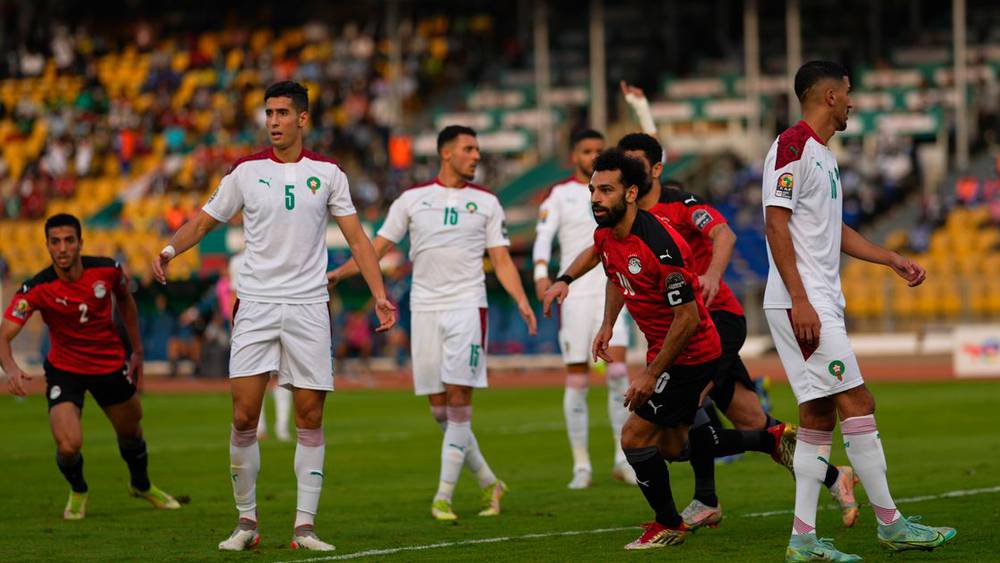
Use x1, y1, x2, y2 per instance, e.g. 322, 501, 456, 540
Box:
532, 129, 634, 489
763, 62, 954, 562
329, 125, 537, 521
152, 81, 395, 552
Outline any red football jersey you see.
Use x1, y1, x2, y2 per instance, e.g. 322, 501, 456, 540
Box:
4, 256, 129, 373
595, 210, 721, 366
652, 189, 744, 316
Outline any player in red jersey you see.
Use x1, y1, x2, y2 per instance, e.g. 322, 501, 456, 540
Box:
548, 132, 859, 529
1, 214, 180, 520
583, 149, 782, 550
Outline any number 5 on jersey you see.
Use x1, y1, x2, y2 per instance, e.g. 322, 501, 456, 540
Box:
285, 185, 295, 210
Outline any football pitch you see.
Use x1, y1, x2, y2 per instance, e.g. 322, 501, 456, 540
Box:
2, 379, 999, 562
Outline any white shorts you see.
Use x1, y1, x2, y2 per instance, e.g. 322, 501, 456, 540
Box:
765, 307, 864, 404
230, 300, 334, 391
410, 307, 488, 395
558, 293, 630, 365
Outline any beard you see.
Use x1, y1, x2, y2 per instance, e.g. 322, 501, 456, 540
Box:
593, 198, 627, 227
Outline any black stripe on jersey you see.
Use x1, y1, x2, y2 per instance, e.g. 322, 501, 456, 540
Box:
82, 256, 118, 269
18, 265, 58, 293
630, 210, 686, 268
658, 189, 704, 207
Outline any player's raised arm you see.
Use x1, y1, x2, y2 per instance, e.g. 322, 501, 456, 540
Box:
542, 245, 600, 316
334, 213, 397, 332
487, 245, 537, 336
620, 80, 657, 135
841, 224, 926, 287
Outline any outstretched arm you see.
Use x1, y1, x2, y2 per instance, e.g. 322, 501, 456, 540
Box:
335, 214, 397, 332
620, 81, 657, 135
842, 224, 925, 287
153, 211, 221, 284
541, 245, 600, 316
488, 246, 538, 336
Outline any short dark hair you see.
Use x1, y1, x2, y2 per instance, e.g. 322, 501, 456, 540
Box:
570, 128, 604, 149
616, 133, 663, 169
794, 61, 849, 101
437, 125, 477, 153
45, 213, 82, 239
264, 81, 309, 113
592, 148, 649, 198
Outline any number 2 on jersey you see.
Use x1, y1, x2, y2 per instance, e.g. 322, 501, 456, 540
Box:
78, 303, 89, 323
285, 185, 295, 210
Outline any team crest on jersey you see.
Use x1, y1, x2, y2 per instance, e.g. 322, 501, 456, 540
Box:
627, 256, 643, 275
92, 281, 107, 299
466, 201, 478, 214
12, 299, 29, 319
50, 385, 61, 400
538, 209, 549, 223
776, 173, 794, 199
692, 209, 712, 230
306, 176, 321, 194
828, 360, 846, 381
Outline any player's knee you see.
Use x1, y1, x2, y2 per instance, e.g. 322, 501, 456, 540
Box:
231, 410, 259, 431
620, 419, 652, 450
56, 438, 82, 458
429, 405, 447, 425
295, 410, 323, 430
565, 373, 588, 389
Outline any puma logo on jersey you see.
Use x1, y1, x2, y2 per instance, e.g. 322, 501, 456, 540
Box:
648, 401, 662, 414
684, 196, 697, 204
258, 178, 271, 187
815, 161, 824, 169
55, 297, 69, 306
421, 200, 432, 207
659, 251, 672, 261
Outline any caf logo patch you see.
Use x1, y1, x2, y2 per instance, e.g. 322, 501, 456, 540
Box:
538, 209, 549, 223
466, 201, 478, 214
50, 385, 61, 400
665, 271, 686, 291
828, 360, 846, 381
306, 176, 321, 194
775, 172, 794, 199
93, 281, 107, 299
12, 299, 29, 319
628, 257, 642, 275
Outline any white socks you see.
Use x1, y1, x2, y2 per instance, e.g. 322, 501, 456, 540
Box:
230, 426, 261, 521
294, 427, 325, 529
274, 386, 293, 439
606, 362, 630, 466
430, 406, 497, 488
843, 415, 899, 525
435, 406, 473, 502
791, 428, 833, 536
564, 374, 591, 472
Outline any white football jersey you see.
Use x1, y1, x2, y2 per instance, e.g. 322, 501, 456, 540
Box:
532, 176, 606, 296
203, 148, 356, 304
762, 121, 845, 311
377, 179, 509, 312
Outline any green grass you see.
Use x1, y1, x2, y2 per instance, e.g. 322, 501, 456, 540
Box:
2, 380, 999, 562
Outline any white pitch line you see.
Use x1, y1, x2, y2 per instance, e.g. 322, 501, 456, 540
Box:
272, 484, 999, 563
739, 484, 1000, 519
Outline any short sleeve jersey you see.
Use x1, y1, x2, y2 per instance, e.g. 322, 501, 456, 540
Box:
595, 210, 721, 366
532, 176, 606, 295
652, 190, 744, 316
3, 257, 128, 373
377, 179, 509, 312
203, 148, 356, 304
761, 121, 845, 311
